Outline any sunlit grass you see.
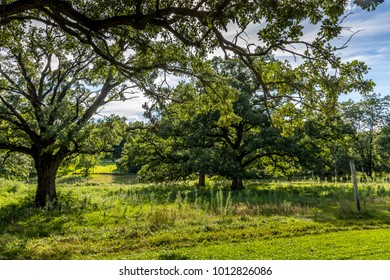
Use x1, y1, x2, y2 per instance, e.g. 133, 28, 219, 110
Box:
0, 177, 389, 259
137, 229, 390, 260
91, 160, 119, 174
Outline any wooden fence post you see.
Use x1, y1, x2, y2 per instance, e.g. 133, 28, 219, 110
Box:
349, 160, 361, 212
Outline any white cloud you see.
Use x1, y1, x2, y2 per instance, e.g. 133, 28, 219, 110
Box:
99, 95, 149, 121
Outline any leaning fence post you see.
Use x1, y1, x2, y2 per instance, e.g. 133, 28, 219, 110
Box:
349, 160, 361, 212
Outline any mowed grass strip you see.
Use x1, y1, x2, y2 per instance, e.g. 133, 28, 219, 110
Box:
135, 228, 390, 260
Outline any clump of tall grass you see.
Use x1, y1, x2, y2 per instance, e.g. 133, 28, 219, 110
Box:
0, 179, 28, 194
147, 206, 178, 231
209, 189, 232, 216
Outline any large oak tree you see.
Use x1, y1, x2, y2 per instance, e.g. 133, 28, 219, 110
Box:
120, 54, 373, 189
0, 23, 129, 207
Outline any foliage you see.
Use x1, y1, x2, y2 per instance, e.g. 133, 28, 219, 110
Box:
0, 22, 128, 206
121, 53, 373, 188
0, 151, 33, 180
292, 112, 355, 180
376, 123, 390, 174
341, 94, 390, 178
0, 1, 379, 100
0, 0, 382, 206
74, 154, 101, 177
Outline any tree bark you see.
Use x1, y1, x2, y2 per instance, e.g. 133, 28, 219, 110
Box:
34, 154, 63, 208
198, 172, 206, 187
231, 177, 243, 190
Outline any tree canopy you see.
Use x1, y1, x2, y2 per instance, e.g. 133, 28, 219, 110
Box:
341, 94, 390, 178
0, 1, 381, 92
0, 22, 128, 206
0, 0, 384, 205
120, 53, 375, 188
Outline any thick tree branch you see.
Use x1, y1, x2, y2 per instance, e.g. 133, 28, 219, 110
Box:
0, 94, 39, 142
0, 143, 32, 155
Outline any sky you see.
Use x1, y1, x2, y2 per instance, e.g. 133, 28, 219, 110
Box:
99, 1, 390, 122
339, 1, 390, 99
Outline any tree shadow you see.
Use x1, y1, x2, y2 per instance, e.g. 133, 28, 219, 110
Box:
0, 196, 74, 259
1, 181, 388, 259
157, 253, 190, 260
112, 174, 139, 185
246, 183, 390, 226
96, 181, 390, 225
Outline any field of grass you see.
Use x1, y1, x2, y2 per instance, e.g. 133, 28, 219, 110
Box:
0, 176, 389, 260
91, 160, 120, 174
62, 159, 121, 176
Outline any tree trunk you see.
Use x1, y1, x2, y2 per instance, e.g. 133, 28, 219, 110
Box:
34, 154, 62, 208
231, 177, 243, 190
198, 172, 206, 187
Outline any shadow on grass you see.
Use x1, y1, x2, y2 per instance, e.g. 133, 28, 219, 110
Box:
112, 174, 139, 185
56, 174, 139, 186
1, 180, 389, 259
0, 195, 76, 259
157, 253, 190, 260
95, 180, 390, 226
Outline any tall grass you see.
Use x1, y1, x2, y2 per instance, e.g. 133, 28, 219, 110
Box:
0, 177, 389, 259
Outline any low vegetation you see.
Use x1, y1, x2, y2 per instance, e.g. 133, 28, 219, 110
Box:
1, 176, 389, 260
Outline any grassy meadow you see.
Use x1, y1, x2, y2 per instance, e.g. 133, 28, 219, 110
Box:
0, 175, 390, 260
